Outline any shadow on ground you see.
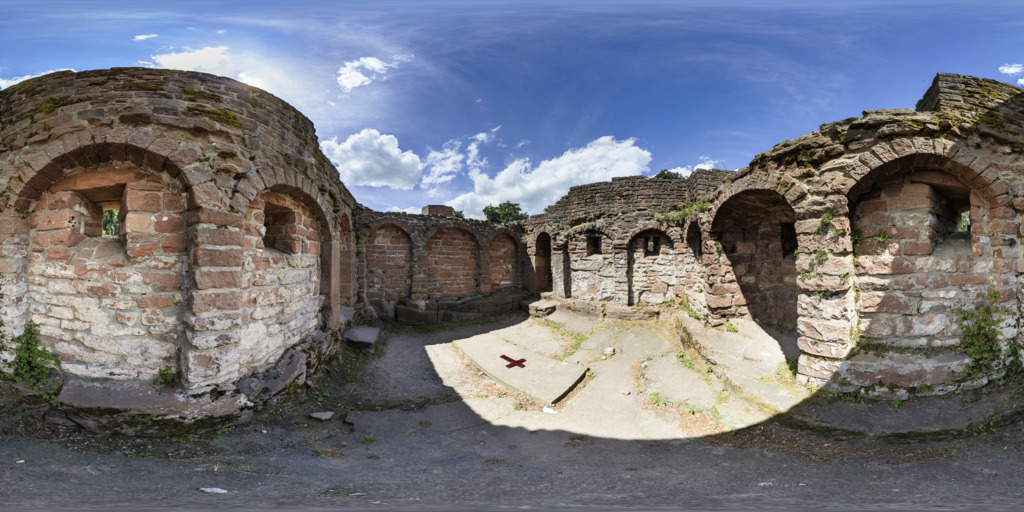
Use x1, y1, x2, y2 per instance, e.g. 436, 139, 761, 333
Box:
2, 310, 1024, 510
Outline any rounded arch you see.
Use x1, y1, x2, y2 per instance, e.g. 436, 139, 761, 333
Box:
709, 189, 799, 346
14, 154, 192, 382
841, 150, 1018, 391
10, 130, 202, 212
845, 150, 1006, 206
422, 222, 487, 252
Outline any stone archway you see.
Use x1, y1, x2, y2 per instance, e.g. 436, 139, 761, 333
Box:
709, 190, 799, 353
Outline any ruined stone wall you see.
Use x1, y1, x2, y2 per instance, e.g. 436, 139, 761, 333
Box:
687, 73, 1024, 397
0, 68, 359, 405
522, 172, 729, 307
355, 209, 524, 322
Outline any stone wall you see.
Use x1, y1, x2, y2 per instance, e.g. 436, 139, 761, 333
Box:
355, 208, 525, 323
689, 73, 1024, 397
522, 172, 730, 307
0, 68, 359, 422
522, 73, 1024, 398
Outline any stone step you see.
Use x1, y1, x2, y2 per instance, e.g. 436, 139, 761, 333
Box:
344, 326, 381, 345
454, 333, 589, 405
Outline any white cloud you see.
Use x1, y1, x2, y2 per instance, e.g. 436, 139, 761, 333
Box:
422, 141, 465, 189
386, 206, 421, 214
998, 63, 1023, 74
321, 129, 423, 190
448, 136, 651, 218
151, 46, 230, 71
216, 30, 227, 35
134, 34, 158, 41
336, 55, 412, 92
1018, 78, 1024, 87
0, 68, 75, 89
657, 155, 724, 178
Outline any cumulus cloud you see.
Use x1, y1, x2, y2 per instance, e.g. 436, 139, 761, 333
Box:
657, 155, 724, 178
422, 141, 465, 188
448, 136, 651, 218
0, 68, 75, 89
321, 129, 423, 189
134, 34, 158, 41
150, 45, 230, 71
999, 63, 1023, 74
336, 55, 412, 92
1019, 78, 1024, 87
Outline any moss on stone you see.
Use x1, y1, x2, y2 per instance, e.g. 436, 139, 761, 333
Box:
128, 81, 164, 92
181, 87, 222, 103
187, 106, 245, 130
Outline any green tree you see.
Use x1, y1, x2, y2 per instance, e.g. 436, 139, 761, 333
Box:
102, 209, 119, 236
452, 209, 465, 219
482, 201, 528, 223
653, 169, 683, 179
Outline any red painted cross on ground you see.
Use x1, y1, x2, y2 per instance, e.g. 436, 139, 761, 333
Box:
500, 355, 526, 368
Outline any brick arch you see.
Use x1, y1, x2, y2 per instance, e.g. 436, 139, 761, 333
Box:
11, 155, 192, 382
844, 147, 1008, 205
422, 222, 488, 252
8, 129, 200, 211
624, 221, 679, 247
843, 149, 1019, 387
708, 189, 800, 337
233, 170, 332, 228
709, 171, 800, 226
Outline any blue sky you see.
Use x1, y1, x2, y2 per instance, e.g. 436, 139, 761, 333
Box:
2, 1, 1023, 218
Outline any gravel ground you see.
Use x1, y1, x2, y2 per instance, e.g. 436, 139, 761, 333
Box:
2, 313, 1024, 511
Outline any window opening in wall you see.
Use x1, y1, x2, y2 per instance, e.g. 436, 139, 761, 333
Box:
263, 202, 296, 254
102, 209, 119, 237
781, 222, 798, 258
586, 235, 602, 256
644, 236, 660, 256
957, 209, 970, 232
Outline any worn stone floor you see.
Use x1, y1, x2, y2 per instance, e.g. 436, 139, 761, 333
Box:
2, 311, 1024, 511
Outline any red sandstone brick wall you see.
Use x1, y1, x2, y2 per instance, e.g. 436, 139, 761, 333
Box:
850, 178, 1014, 361
427, 228, 478, 299
364, 224, 413, 302
488, 233, 516, 291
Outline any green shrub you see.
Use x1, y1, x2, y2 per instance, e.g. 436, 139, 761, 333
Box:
6, 323, 61, 398
955, 288, 1007, 379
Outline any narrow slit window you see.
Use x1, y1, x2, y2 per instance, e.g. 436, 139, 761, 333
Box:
102, 209, 119, 237
586, 235, 602, 256
644, 236, 660, 256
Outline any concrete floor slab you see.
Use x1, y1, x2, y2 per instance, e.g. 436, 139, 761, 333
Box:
640, 354, 719, 411
546, 310, 600, 335
454, 333, 588, 404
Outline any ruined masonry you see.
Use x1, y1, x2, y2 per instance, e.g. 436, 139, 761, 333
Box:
0, 68, 1022, 427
